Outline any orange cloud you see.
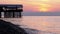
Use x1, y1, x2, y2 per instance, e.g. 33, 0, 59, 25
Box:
23, 4, 39, 12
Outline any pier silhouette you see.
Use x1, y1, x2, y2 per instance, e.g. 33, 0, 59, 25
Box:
0, 4, 23, 18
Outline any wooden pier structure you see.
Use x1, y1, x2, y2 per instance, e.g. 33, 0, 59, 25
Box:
0, 4, 23, 18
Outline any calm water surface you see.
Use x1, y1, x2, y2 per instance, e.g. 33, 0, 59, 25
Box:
1, 16, 60, 34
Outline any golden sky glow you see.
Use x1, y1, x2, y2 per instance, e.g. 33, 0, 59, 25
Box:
23, 0, 60, 12
0, 0, 60, 12
39, 4, 51, 12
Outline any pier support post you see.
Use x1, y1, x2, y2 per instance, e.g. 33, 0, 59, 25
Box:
4, 12, 22, 18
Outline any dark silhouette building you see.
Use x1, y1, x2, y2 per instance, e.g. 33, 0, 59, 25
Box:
0, 4, 23, 18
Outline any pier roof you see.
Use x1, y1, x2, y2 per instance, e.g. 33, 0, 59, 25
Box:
0, 4, 23, 12
0, 4, 23, 8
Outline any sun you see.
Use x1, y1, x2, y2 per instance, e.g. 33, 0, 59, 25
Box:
40, 8, 48, 12
39, 4, 51, 12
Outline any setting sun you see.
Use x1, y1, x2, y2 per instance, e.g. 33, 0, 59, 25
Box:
40, 8, 48, 12
39, 4, 51, 12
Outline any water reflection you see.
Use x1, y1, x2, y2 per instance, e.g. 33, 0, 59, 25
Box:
0, 16, 60, 34
21, 16, 60, 34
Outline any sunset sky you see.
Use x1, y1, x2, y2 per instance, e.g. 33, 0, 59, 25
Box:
0, 0, 60, 12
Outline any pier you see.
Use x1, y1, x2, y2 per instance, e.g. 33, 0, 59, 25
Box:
0, 4, 23, 18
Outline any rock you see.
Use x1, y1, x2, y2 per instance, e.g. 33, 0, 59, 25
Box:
0, 20, 27, 34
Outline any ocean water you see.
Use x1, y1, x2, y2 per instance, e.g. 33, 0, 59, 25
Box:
1, 16, 60, 34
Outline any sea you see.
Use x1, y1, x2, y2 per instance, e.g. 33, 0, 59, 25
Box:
1, 16, 60, 34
